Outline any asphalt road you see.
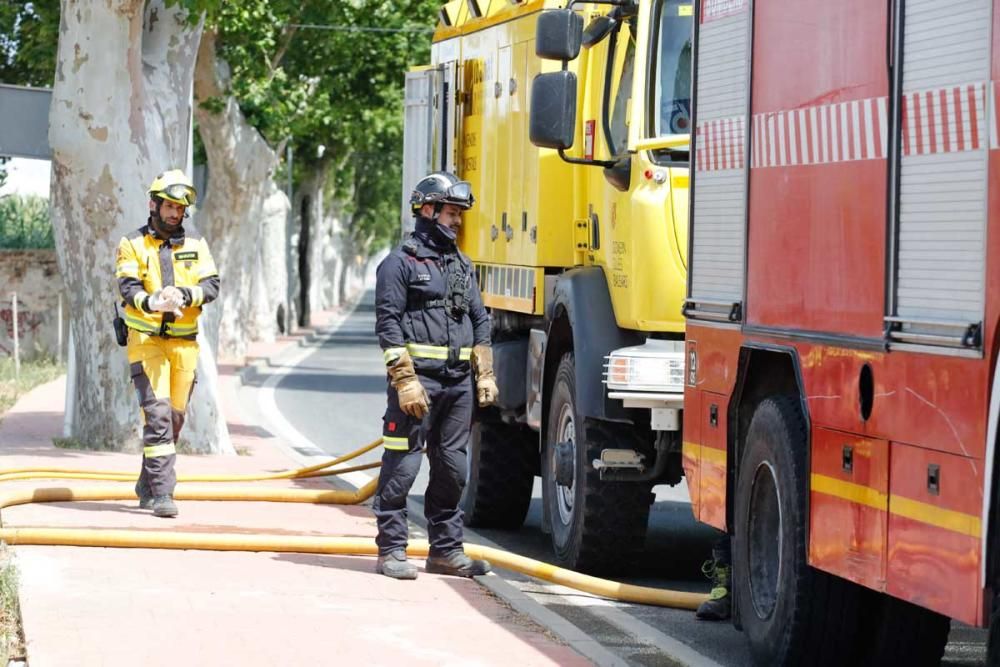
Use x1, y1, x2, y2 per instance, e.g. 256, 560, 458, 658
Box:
250, 290, 988, 667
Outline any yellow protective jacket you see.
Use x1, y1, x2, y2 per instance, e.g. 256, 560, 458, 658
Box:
115, 222, 220, 339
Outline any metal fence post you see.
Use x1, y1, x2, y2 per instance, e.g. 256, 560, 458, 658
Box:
63, 326, 75, 437
11, 291, 19, 381
285, 141, 294, 335
57, 291, 63, 362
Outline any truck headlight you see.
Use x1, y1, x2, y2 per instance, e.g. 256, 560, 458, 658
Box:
603, 341, 686, 392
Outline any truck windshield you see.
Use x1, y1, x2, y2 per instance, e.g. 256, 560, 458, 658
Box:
650, 1, 693, 147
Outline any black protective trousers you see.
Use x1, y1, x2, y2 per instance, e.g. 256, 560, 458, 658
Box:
373, 373, 474, 557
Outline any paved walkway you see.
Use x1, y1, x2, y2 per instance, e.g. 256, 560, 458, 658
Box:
0, 311, 588, 666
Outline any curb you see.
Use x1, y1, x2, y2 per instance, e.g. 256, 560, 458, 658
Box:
234, 325, 342, 388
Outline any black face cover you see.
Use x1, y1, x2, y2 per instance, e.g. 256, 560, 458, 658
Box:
415, 215, 456, 249
434, 220, 458, 242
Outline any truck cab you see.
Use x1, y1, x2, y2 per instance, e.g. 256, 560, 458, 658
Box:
402, 0, 694, 573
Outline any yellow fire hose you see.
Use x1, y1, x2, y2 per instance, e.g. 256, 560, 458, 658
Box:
0, 439, 708, 611
0, 437, 385, 483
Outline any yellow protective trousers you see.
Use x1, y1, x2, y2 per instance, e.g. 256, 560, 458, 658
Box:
126, 330, 199, 498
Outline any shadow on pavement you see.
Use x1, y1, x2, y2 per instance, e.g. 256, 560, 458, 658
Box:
276, 373, 385, 395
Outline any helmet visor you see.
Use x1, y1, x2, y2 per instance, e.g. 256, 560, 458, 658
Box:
446, 181, 473, 206
161, 183, 197, 207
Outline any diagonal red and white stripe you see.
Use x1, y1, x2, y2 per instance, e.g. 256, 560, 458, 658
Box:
900, 82, 988, 157
695, 117, 745, 172
751, 96, 889, 168
992, 81, 999, 150
697, 82, 998, 173
701, 0, 748, 22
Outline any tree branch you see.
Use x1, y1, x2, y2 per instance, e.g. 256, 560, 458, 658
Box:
268, 25, 298, 77
194, 28, 223, 105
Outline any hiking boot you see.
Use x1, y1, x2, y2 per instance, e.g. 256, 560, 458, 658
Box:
425, 551, 491, 578
151, 496, 178, 518
375, 550, 418, 580
135, 480, 153, 510
696, 558, 731, 621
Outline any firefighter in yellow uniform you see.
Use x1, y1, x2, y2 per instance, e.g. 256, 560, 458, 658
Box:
114, 169, 220, 518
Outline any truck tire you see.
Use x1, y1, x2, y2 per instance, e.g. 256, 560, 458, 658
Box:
461, 420, 535, 529
989, 591, 1000, 667
734, 395, 863, 667
854, 591, 950, 666
542, 352, 652, 575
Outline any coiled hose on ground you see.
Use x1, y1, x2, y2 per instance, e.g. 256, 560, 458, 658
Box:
0, 438, 708, 610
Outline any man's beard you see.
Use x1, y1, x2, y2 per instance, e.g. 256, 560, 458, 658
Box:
151, 212, 182, 236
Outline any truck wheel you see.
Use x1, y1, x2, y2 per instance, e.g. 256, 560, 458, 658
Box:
989, 591, 1000, 667
854, 591, 949, 666
734, 395, 863, 666
542, 352, 652, 574
461, 420, 535, 529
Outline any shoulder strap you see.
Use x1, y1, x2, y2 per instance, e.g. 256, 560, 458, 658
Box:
401, 238, 419, 256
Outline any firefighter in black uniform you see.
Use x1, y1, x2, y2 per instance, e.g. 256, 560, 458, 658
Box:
373, 171, 498, 580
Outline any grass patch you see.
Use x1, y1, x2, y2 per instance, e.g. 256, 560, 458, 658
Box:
0, 355, 65, 418
176, 438, 212, 455
52, 436, 123, 453
0, 543, 25, 665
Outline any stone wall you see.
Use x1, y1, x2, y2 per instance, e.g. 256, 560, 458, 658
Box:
0, 249, 66, 360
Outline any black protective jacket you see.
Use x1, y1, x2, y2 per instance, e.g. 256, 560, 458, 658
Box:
375, 217, 491, 380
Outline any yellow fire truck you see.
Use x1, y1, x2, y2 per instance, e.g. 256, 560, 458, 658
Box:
401, 0, 693, 573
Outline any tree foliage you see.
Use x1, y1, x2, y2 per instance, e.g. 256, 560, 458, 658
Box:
0, 0, 59, 87
204, 0, 439, 251
0, 194, 52, 249
1, 0, 441, 255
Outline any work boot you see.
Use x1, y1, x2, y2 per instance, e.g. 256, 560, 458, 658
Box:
375, 550, 418, 580
134, 480, 152, 510
151, 496, 178, 518
425, 550, 491, 578
695, 558, 731, 621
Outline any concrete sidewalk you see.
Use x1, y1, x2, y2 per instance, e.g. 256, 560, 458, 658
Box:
0, 311, 588, 667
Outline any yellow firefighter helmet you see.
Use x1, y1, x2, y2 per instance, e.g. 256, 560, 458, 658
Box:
148, 169, 197, 207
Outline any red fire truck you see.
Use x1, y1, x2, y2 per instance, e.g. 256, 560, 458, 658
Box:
683, 0, 1000, 663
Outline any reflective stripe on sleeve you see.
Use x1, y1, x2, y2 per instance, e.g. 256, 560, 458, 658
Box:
116, 261, 140, 277
190, 286, 204, 307
132, 291, 149, 311
143, 444, 176, 458
383, 436, 409, 451
405, 343, 472, 360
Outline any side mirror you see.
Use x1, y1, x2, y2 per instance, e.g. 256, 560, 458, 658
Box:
529, 71, 578, 150
536, 10, 583, 60
603, 155, 631, 192
582, 14, 618, 48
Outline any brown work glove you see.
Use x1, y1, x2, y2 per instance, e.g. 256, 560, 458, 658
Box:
471, 345, 500, 407
386, 349, 430, 419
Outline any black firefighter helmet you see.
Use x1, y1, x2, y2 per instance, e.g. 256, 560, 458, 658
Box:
409, 171, 475, 216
